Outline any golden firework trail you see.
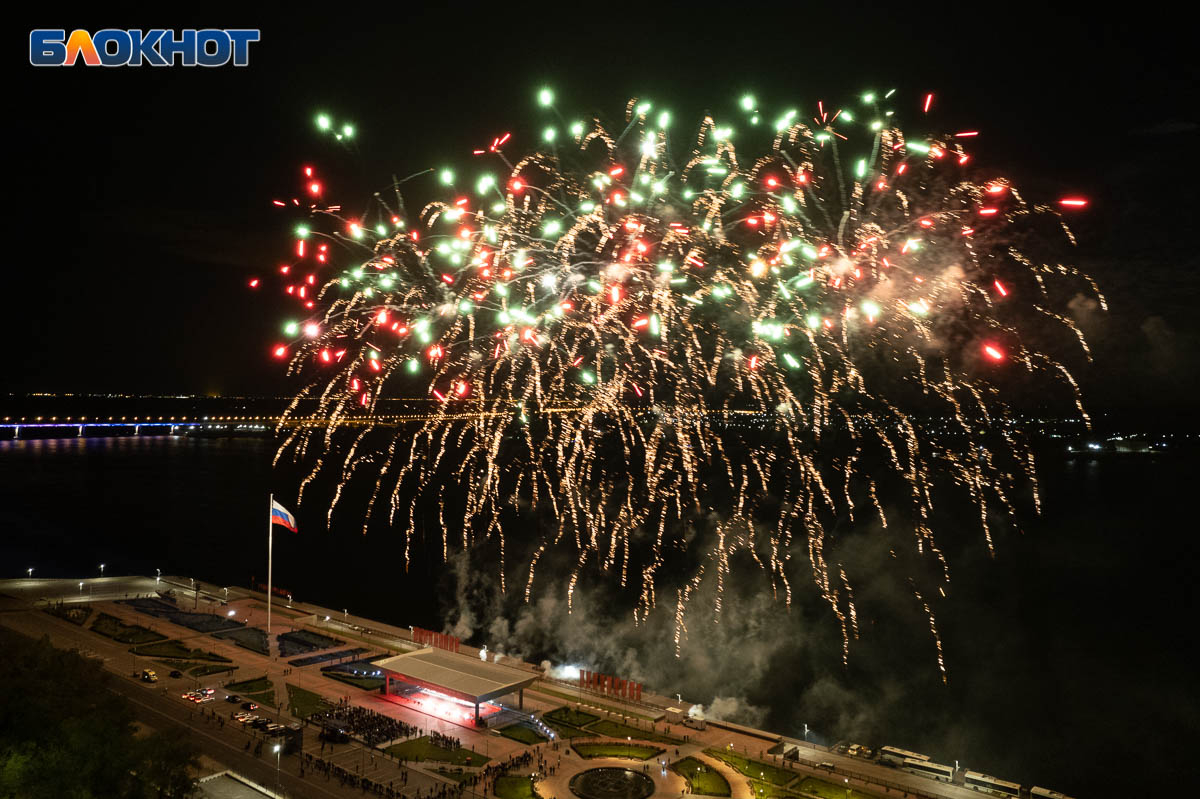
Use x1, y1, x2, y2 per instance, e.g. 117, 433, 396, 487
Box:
261, 89, 1100, 673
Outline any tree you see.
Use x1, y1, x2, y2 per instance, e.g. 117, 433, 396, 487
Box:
0, 629, 198, 798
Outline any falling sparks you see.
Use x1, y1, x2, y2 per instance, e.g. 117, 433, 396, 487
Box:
262, 90, 1102, 675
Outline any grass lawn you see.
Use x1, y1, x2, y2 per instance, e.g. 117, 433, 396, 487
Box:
543, 720, 591, 740
793, 777, 876, 799
223, 675, 276, 707
224, 676, 273, 695
385, 736, 489, 767
587, 719, 681, 745
672, 757, 731, 797
533, 685, 657, 720
544, 706, 600, 728
243, 690, 276, 707
321, 670, 385, 691
498, 724, 548, 745
130, 640, 231, 662
287, 683, 333, 719
192, 664, 236, 678
572, 742, 664, 760
705, 750, 795, 787
154, 659, 205, 672
91, 613, 166, 645
494, 776, 540, 799
212, 626, 269, 656
747, 780, 801, 799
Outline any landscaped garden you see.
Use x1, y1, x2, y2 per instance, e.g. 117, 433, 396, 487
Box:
90, 612, 166, 645
129, 640, 231, 662
704, 749, 795, 786
119, 599, 244, 633
572, 742, 664, 760
792, 777, 875, 799
224, 675, 276, 705
542, 719, 592, 739
671, 757, 731, 797
286, 683, 333, 719
494, 776, 540, 799
384, 736, 489, 766
212, 626, 269, 655
498, 724, 548, 745
586, 719, 680, 745
543, 707, 600, 727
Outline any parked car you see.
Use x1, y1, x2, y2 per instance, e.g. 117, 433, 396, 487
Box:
226, 695, 241, 703
242, 701, 259, 711
169, 670, 183, 679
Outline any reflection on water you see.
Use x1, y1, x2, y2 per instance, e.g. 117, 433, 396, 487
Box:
0, 437, 1195, 799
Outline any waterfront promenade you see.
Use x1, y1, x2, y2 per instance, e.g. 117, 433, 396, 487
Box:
0, 575, 987, 799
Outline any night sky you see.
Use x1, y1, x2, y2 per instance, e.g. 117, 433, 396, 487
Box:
14, 9, 1198, 415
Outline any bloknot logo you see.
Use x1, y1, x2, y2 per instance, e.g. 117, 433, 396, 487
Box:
29, 29, 260, 67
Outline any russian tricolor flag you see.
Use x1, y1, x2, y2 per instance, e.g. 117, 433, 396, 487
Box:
270, 499, 298, 532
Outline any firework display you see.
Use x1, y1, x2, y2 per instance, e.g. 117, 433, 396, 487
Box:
260, 90, 1101, 673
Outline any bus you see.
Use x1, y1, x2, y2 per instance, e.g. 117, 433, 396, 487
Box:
964, 771, 1021, 797
880, 746, 929, 764
901, 758, 954, 783
1031, 789, 1077, 799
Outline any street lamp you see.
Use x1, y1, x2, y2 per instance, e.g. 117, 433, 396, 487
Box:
273, 743, 282, 794
99, 563, 105, 577
155, 568, 161, 583
27, 568, 33, 578
78, 581, 83, 594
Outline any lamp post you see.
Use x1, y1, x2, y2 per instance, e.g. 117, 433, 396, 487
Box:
78, 581, 83, 595
273, 743, 282, 794
156, 568, 161, 584
99, 563, 105, 577
27, 568, 33, 578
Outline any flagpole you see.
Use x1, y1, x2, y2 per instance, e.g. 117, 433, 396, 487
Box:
267, 493, 273, 636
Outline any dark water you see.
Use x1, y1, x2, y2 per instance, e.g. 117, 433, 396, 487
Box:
0, 434, 1195, 797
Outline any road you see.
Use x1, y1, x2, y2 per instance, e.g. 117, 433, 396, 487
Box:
1, 577, 993, 799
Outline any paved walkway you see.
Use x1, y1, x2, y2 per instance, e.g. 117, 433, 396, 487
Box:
1, 577, 992, 799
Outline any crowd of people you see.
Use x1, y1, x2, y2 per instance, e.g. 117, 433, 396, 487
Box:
429, 731, 461, 751
472, 747, 561, 795
313, 698, 418, 746
302, 752, 406, 797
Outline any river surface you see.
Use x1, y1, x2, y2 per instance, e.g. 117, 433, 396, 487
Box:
0, 434, 1194, 798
